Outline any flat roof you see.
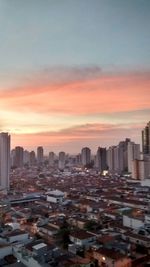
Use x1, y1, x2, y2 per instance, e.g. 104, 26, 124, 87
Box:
33, 242, 47, 250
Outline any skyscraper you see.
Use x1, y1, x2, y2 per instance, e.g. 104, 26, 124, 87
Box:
95, 147, 107, 172
23, 150, 30, 165
0, 133, 10, 190
114, 145, 124, 174
58, 151, 65, 170
127, 141, 140, 173
14, 146, 24, 168
29, 151, 36, 166
132, 159, 150, 180
107, 146, 115, 173
37, 146, 44, 164
107, 139, 132, 174
81, 147, 91, 167
49, 152, 55, 167
142, 121, 150, 154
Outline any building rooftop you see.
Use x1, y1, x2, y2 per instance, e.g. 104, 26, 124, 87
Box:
95, 247, 128, 260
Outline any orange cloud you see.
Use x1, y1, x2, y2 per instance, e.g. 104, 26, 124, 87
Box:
0, 67, 149, 152
0, 69, 150, 115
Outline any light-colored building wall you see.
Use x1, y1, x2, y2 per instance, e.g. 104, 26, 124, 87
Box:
123, 215, 144, 229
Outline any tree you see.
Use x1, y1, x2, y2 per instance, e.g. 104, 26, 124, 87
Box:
84, 220, 98, 231
56, 221, 70, 249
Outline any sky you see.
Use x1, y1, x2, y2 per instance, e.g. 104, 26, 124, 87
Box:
0, 0, 150, 154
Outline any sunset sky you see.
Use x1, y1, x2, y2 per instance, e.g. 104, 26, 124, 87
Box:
0, 0, 150, 153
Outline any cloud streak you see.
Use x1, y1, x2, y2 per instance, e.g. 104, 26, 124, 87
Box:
0, 66, 149, 151
11, 122, 143, 153
0, 67, 150, 116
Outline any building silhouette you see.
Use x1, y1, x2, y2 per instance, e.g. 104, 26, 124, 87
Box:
0, 132, 10, 190
142, 121, 150, 154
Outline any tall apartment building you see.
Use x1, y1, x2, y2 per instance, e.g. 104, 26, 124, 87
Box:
76, 153, 81, 165
81, 147, 91, 167
29, 151, 36, 166
0, 133, 10, 190
118, 138, 131, 172
114, 145, 124, 174
49, 152, 55, 167
107, 146, 115, 173
142, 121, 150, 154
58, 151, 65, 170
95, 147, 107, 172
23, 150, 30, 165
14, 146, 24, 168
132, 159, 150, 180
127, 141, 140, 173
107, 139, 135, 174
37, 146, 44, 164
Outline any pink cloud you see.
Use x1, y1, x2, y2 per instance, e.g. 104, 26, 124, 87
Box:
11, 122, 143, 153
0, 69, 150, 115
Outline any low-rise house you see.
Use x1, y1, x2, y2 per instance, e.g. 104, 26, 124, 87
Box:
122, 231, 150, 248
69, 230, 96, 248
103, 197, 148, 210
38, 224, 58, 237
4, 230, 29, 243
93, 247, 132, 267
59, 255, 93, 267
46, 190, 64, 204
123, 214, 144, 229
68, 217, 87, 229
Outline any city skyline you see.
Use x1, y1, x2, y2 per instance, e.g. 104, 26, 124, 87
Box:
0, 0, 150, 153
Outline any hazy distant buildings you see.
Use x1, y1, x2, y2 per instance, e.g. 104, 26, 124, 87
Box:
142, 121, 150, 154
29, 151, 36, 166
23, 150, 30, 165
49, 152, 55, 167
0, 132, 10, 190
58, 151, 65, 170
81, 147, 91, 167
37, 146, 44, 164
14, 146, 24, 168
95, 147, 107, 172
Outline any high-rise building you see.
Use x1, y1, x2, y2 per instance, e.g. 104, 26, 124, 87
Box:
132, 159, 150, 180
95, 147, 107, 172
127, 141, 140, 173
23, 150, 30, 165
107, 139, 132, 174
37, 146, 44, 164
11, 149, 15, 167
81, 147, 91, 167
58, 151, 65, 170
14, 146, 24, 168
29, 151, 36, 166
114, 145, 124, 174
107, 146, 115, 173
142, 121, 150, 154
0, 133, 10, 190
118, 138, 131, 172
49, 152, 55, 167
75, 153, 81, 165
